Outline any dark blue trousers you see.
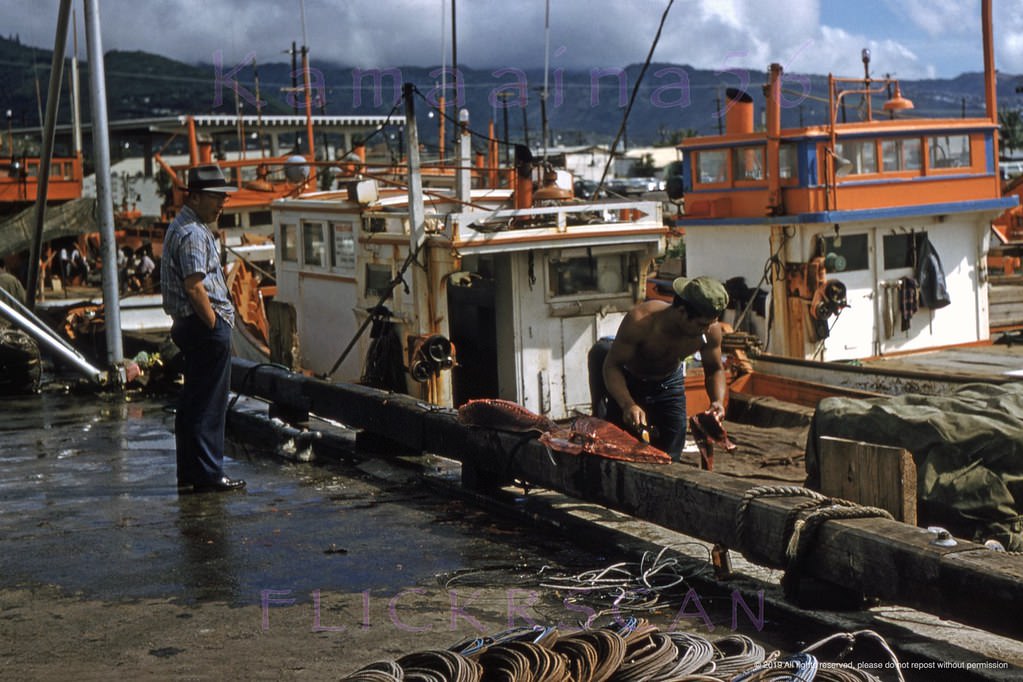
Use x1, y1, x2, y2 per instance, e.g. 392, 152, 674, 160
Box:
589, 340, 687, 460
171, 314, 232, 486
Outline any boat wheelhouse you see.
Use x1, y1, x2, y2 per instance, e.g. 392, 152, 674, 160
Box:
270, 120, 666, 421
677, 56, 1018, 362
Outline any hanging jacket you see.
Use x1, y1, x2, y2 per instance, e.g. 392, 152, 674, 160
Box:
915, 236, 951, 309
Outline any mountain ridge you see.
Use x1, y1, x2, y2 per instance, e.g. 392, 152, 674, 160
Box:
2, 35, 1020, 152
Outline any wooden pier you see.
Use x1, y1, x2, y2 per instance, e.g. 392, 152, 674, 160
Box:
230, 358, 1023, 641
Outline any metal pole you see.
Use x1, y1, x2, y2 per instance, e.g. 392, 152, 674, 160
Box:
26, 0, 72, 309
0, 291, 104, 383
83, 0, 125, 373
70, 9, 83, 158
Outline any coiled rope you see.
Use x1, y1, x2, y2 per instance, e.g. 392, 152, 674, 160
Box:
538, 544, 712, 624
734, 485, 893, 598
341, 622, 907, 682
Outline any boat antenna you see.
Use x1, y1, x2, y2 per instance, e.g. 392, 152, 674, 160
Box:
299, 0, 308, 57
253, 56, 265, 156
542, 0, 550, 161
595, 0, 675, 196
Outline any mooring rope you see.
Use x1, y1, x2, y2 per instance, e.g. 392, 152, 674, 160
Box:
734, 484, 894, 599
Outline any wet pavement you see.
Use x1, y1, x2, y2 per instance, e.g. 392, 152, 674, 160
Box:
0, 389, 604, 605
0, 387, 740, 677
2, 387, 1021, 679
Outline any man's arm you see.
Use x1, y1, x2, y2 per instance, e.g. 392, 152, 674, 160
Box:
603, 317, 646, 429
701, 322, 727, 417
183, 272, 217, 329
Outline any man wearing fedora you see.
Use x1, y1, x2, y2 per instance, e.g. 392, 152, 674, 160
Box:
161, 164, 246, 493
589, 276, 729, 460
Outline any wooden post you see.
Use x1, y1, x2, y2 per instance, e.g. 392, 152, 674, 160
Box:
818, 435, 917, 525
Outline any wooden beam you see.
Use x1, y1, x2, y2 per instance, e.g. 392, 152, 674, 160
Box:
818, 436, 917, 525
230, 357, 1023, 640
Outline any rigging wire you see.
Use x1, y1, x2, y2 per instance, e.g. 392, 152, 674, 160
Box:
594, 0, 676, 196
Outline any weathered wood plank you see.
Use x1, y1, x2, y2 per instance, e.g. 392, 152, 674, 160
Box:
230, 357, 1023, 640
818, 436, 916, 525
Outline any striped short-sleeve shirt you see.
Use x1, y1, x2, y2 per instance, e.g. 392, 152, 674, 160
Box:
160, 205, 235, 327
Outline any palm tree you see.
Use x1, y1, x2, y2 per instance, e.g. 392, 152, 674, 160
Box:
999, 109, 1023, 157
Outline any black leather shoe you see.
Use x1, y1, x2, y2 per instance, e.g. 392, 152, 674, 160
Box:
190, 477, 246, 493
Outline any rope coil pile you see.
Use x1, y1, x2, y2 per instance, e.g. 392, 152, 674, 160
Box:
340, 622, 900, 682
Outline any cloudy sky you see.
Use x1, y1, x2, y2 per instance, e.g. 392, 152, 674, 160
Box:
2, 0, 1022, 80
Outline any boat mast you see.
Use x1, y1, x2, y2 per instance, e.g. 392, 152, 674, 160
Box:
982, 0, 999, 194
26, 0, 71, 310
299, 0, 316, 182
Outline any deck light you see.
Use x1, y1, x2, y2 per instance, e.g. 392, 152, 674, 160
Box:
883, 83, 914, 113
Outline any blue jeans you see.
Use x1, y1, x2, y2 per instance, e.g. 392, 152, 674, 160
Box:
589, 340, 687, 460
171, 314, 232, 486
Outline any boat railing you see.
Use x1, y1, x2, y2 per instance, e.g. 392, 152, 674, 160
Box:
447, 199, 663, 241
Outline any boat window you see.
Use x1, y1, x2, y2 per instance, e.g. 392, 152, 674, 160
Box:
834, 140, 877, 175
303, 221, 326, 267
281, 224, 298, 262
365, 263, 392, 299
779, 144, 797, 180
732, 146, 764, 181
821, 233, 869, 272
883, 231, 928, 270
331, 221, 356, 276
928, 134, 971, 169
249, 210, 272, 227
548, 253, 628, 297
881, 138, 922, 172
695, 150, 727, 184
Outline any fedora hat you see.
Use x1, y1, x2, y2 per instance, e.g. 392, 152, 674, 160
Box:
186, 164, 237, 193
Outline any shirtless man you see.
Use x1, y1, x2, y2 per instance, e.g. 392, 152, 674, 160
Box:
599, 276, 729, 460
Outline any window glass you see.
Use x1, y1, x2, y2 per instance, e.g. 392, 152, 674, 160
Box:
834, 140, 877, 175
303, 221, 325, 267
928, 134, 971, 169
549, 254, 627, 297
249, 210, 272, 227
281, 224, 297, 262
365, 263, 392, 298
695, 150, 727, 184
732, 145, 764, 180
821, 233, 869, 272
331, 221, 356, 275
779, 144, 797, 180
881, 138, 922, 171
883, 232, 927, 270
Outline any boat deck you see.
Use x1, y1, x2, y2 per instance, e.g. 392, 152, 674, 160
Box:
862, 340, 1023, 379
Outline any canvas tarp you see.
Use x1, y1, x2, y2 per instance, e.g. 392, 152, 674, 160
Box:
0, 197, 97, 257
805, 383, 1023, 550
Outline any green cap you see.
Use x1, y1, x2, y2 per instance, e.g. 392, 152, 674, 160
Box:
671, 276, 729, 319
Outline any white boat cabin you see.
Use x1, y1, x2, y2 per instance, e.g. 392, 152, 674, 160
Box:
271, 184, 665, 420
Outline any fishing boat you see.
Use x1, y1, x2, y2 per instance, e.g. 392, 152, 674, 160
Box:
0, 154, 83, 208
670, 10, 1018, 393
260, 89, 665, 421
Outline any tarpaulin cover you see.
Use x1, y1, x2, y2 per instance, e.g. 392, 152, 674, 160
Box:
805, 383, 1023, 550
